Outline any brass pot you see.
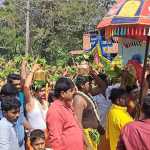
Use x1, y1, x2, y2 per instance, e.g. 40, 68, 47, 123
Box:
33, 69, 47, 81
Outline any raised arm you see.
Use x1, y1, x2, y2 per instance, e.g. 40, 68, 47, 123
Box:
24, 64, 40, 104
20, 59, 28, 83
89, 68, 107, 95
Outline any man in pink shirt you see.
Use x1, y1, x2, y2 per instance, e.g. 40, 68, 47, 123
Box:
117, 96, 150, 150
46, 77, 84, 150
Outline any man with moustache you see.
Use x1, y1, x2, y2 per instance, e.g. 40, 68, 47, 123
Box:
0, 97, 21, 150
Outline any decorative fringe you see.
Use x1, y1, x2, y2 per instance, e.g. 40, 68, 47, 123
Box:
105, 26, 148, 39
111, 37, 143, 48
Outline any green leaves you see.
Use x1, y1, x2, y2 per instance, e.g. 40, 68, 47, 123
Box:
32, 80, 46, 91
0, 0, 115, 69
0, 57, 18, 79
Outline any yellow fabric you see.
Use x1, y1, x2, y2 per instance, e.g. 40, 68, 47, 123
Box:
106, 104, 133, 150
96, 43, 111, 65
84, 128, 100, 150
118, 1, 141, 17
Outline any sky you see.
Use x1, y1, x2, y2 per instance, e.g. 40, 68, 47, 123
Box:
0, 0, 4, 6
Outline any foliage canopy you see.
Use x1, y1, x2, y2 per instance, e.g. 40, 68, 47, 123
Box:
0, 0, 115, 65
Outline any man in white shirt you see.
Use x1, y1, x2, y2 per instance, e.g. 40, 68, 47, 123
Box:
0, 96, 21, 150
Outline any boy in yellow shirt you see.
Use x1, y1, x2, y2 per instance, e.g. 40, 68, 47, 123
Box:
106, 88, 133, 150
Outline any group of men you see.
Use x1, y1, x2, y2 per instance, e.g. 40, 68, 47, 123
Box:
0, 58, 150, 150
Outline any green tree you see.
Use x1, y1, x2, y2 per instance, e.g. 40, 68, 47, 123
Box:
0, 0, 115, 64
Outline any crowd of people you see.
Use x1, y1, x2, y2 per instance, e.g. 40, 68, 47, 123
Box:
0, 55, 150, 150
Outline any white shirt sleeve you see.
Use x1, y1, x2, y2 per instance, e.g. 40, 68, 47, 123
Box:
0, 125, 10, 150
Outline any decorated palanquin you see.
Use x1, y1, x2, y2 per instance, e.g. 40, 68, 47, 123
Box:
97, 0, 150, 40
96, 0, 150, 87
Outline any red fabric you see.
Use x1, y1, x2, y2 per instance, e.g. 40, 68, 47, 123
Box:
139, 0, 150, 25
46, 100, 84, 150
127, 60, 143, 83
117, 119, 150, 150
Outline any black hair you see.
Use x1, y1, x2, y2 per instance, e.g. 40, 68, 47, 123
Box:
1, 97, 21, 112
48, 91, 55, 103
98, 73, 107, 81
98, 72, 108, 84
30, 129, 45, 144
0, 83, 18, 96
7, 73, 21, 83
141, 96, 150, 118
54, 77, 75, 98
75, 75, 91, 90
126, 85, 138, 93
109, 88, 126, 104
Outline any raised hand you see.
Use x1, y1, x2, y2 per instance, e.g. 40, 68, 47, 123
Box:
89, 66, 98, 78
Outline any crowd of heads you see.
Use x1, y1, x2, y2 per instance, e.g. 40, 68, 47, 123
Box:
1, 57, 150, 150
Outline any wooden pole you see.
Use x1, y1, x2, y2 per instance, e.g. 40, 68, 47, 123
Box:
25, 0, 30, 56
139, 36, 150, 105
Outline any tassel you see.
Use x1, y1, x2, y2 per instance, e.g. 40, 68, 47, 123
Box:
135, 28, 138, 35
124, 27, 127, 36
118, 28, 120, 36
131, 27, 134, 36
128, 27, 131, 36
116, 28, 119, 36
120, 27, 123, 36
127, 27, 131, 36
138, 27, 142, 37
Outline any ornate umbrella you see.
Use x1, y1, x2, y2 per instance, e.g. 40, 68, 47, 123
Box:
97, 0, 150, 103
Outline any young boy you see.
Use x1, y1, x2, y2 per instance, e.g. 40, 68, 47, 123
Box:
30, 129, 52, 150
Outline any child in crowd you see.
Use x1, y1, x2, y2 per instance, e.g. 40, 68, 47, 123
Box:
30, 129, 52, 150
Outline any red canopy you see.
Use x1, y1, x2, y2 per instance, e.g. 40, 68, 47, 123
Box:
97, 0, 150, 40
